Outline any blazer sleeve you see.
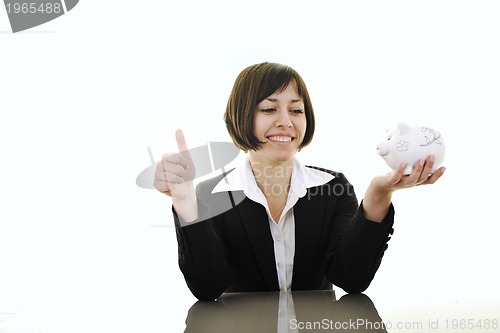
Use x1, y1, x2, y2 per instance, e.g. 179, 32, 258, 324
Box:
324, 174, 395, 294
173, 181, 234, 301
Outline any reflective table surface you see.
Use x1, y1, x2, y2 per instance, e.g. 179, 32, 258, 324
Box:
184, 291, 386, 333
1, 223, 499, 333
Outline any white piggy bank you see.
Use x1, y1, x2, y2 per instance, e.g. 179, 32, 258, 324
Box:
376, 123, 445, 175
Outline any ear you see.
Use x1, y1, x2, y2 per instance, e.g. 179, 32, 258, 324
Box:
396, 122, 412, 135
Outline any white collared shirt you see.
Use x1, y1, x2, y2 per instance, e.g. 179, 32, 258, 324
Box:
212, 156, 334, 291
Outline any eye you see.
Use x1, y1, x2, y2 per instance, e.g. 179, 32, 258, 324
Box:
261, 108, 276, 113
290, 109, 304, 115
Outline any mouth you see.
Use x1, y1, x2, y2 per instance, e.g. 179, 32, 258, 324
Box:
266, 135, 294, 143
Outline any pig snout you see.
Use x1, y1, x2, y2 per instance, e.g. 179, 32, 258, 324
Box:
376, 142, 388, 156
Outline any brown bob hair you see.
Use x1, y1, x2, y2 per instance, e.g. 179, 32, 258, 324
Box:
224, 62, 315, 152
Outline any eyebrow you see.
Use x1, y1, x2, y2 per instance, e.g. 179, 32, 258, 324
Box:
265, 98, 302, 103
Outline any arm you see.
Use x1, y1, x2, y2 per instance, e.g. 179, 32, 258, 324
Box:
174, 218, 234, 301
324, 175, 394, 293
173, 183, 235, 300
327, 156, 446, 293
154, 130, 233, 300
363, 155, 446, 222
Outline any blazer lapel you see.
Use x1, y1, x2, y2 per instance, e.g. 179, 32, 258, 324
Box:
292, 191, 325, 289
234, 192, 279, 291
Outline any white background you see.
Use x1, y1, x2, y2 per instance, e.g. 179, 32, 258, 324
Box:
1, 1, 499, 332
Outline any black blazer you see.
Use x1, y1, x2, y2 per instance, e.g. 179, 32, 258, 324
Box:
174, 167, 394, 300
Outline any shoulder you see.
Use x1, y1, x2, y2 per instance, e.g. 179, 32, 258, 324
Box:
303, 165, 357, 201
193, 169, 244, 220
305, 165, 352, 185
303, 166, 358, 211
195, 169, 235, 196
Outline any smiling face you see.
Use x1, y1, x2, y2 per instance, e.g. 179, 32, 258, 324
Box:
225, 62, 315, 156
249, 81, 307, 166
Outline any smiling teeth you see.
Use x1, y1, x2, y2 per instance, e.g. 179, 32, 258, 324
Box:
268, 136, 292, 142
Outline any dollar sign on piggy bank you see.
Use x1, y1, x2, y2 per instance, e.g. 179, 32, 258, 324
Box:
376, 123, 445, 175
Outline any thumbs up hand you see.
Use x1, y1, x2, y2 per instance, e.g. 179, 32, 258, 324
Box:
154, 129, 198, 221
154, 129, 196, 199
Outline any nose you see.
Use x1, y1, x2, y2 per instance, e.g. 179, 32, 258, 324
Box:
275, 109, 292, 128
376, 142, 388, 156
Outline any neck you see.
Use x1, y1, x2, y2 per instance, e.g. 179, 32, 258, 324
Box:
248, 154, 294, 198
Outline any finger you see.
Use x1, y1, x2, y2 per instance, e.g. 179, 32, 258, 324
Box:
153, 177, 171, 193
176, 129, 188, 152
421, 166, 446, 185
153, 170, 185, 192
153, 168, 170, 193
161, 159, 187, 176
389, 162, 407, 185
155, 159, 184, 184
163, 172, 185, 184
155, 158, 186, 181
405, 158, 425, 185
155, 165, 181, 191
154, 164, 169, 193
162, 152, 188, 169
416, 155, 435, 184
175, 129, 195, 168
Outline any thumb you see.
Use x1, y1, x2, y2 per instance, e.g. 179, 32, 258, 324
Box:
175, 129, 194, 169
175, 129, 189, 152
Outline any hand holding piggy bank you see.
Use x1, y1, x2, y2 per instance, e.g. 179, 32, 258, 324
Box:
376, 123, 445, 175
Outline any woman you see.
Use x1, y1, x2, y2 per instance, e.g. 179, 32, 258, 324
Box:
154, 62, 445, 300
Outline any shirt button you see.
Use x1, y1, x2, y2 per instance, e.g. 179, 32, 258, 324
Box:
278, 263, 284, 268
275, 235, 282, 241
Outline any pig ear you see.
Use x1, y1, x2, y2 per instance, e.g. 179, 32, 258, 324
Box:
396, 122, 412, 135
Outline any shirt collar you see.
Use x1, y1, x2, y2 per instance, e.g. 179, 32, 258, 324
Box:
212, 156, 334, 200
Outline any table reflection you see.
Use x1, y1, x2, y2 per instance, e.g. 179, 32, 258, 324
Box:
184, 291, 387, 332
